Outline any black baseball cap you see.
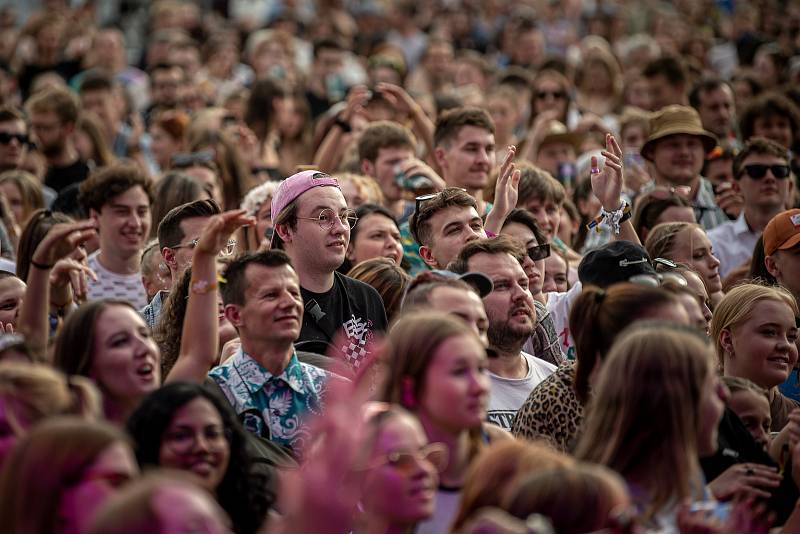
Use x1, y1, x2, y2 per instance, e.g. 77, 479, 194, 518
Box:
578, 241, 656, 288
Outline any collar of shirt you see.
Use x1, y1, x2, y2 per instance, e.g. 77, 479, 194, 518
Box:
232, 349, 308, 396
733, 210, 756, 237
694, 177, 716, 207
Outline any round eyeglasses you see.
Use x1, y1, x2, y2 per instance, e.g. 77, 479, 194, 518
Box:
296, 208, 358, 230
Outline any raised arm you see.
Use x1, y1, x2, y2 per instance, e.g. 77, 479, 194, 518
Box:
166, 210, 254, 384
313, 86, 369, 172
375, 83, 436, 160
590, 133, 641, 245
18, 220, 97, 359
484, 145, 520, 234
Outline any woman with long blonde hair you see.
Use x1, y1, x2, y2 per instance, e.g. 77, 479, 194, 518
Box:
711, 283, 799, 431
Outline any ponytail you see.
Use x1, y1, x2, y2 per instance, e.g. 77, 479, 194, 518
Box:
570, 286, 609, 403
570, 284, 679, 403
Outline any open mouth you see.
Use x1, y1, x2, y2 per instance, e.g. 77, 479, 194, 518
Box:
136, 363, 156, 382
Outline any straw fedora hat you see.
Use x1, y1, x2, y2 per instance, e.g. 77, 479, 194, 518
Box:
641, 105, 718, 161
539, 120, 585, 154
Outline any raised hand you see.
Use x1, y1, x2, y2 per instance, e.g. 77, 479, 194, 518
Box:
483, 146, 521, 235
50, 258, 97, 303
195, 210, 255, 256
375, 82, 419, 116
493, 145, 521, 218
590, 133, 624, 211
31, 220, 97, 269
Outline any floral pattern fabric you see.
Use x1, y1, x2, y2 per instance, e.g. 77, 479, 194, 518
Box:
208, 349, 331, 450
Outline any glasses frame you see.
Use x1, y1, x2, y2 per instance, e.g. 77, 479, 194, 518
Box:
170, 149, 215, 168
364, 442, 449, 474
528, 243, 551, 261
739, 163, 791, 180
171, 238, 237, 257
628, 272, 688, 288
0, 131, 31, 147
296, 208, 358, 230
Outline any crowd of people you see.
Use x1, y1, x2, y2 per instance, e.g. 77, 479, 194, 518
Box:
1, 0, 800, 532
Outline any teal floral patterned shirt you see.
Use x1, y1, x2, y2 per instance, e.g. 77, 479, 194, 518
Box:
208, 349, 331, 450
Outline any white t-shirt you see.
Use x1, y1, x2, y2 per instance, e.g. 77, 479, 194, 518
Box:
487, 351, 557, 430
86, 251, 148, 309
545, 281, 583, 361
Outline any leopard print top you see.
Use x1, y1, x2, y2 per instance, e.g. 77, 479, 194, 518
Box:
511, 361, 584, 452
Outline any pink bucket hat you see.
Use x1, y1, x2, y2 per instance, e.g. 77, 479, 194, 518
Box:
270, 170, 340, 248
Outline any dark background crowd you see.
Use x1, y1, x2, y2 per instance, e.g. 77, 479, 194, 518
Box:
1, 0, 800, 533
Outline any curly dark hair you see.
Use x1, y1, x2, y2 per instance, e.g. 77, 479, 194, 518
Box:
78, 164, 154, 214
126, 382, 272, 534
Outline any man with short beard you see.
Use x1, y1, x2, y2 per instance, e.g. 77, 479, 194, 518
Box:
450, 236, 557, 431
24, 86, 89, 193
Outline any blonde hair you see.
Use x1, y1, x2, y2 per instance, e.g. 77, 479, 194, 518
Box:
452, 440, 573, 531
0, 362, 102, 436
710, 283, 798, 366
334, 172, 385, 207
644, 221, 697, 261
575, 323, 714, 521
0, 170, 45, 225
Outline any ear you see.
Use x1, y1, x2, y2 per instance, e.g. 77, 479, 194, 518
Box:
765, 254, 781, 280
418, 245, 438, 268
719, 328, 735, 357
401, 376, 417, 408
161, 247, 177, 272
360, 159, 375, 178
433, 146, 447, 172
224, 304, 243, 328
274, 222, 293, 246
89, 208, 100, 222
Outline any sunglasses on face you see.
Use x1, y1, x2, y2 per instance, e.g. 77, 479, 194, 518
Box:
740, 164, 791, 180
365, 442, 449, 474
171, 149, 215, 168
0, 132, 31, 147
528, 243, 551, 261
537, 90, 567, 100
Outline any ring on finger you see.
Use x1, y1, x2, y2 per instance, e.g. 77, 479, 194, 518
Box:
745, 466, 754, 476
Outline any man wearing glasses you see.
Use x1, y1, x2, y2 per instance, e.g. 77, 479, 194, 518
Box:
140, 198, 223, 328
449, 236, 559, 431
271, 170, 387, 369
78, 164, 153, 309
25, 86, 90, 194
709, 138, 794, 277
0, 106, 31, 173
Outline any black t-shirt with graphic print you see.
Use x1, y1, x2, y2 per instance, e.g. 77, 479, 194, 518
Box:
297, 272, 387, 370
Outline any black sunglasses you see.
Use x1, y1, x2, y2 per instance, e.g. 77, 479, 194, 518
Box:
0, 132, 31, 147
740, 164, 791, 180
528, 243, 551, 261
537, 90, 567, 100
171, 150, 215, 168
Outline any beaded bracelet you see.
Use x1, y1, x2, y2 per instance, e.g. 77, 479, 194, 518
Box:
586, 201, 632, 235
